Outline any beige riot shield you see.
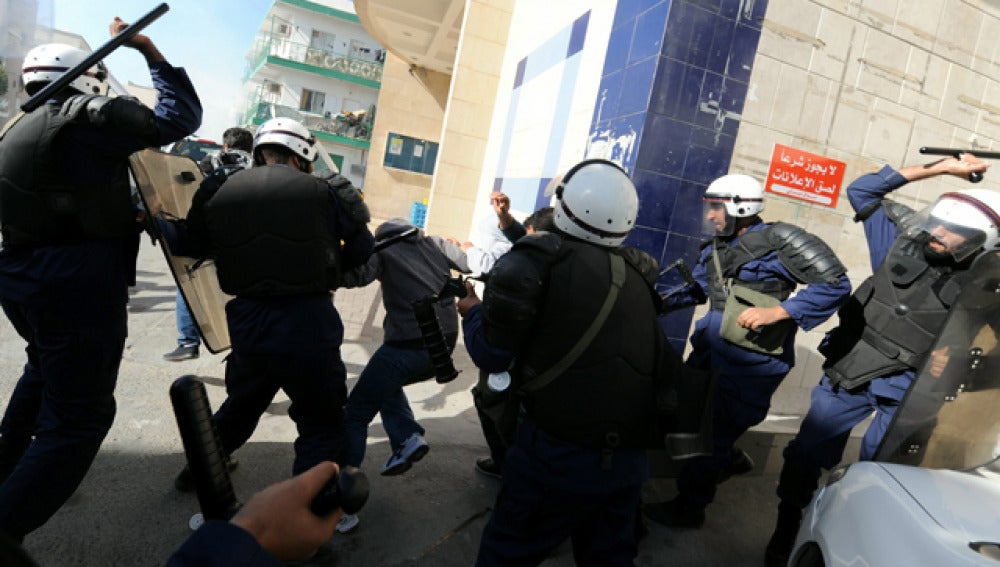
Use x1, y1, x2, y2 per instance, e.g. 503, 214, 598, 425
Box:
130, 148, 231, 353
875, 250, 1000, 471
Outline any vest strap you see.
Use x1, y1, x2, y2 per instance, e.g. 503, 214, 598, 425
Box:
522, 253, 626, 394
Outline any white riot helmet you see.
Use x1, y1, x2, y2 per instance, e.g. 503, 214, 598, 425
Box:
21, 43, 109, 96
702, 174, 765, 236
253, 118, 318, 168
549, 159, 638, 247
912, 189, 1000, 262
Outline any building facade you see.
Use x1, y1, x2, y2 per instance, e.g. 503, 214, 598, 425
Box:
239, 0, 384, 187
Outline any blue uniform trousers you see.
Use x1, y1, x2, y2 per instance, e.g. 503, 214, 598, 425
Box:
212, 347, 347, 475
476, 421, 646, 567
0, 297, 126, 539
476, 465, 642, 567
777, 375, 900, 508
676, 368, 785, 508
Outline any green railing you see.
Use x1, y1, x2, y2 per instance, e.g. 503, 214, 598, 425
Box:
241, 99, 374, 147
246, 35, 383, 85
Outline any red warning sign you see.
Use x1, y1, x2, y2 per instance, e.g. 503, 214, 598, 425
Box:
764, 144, 845, 208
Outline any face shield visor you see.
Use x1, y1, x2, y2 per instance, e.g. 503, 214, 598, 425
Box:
908, 193, 996, 262
702, 195, 737, 237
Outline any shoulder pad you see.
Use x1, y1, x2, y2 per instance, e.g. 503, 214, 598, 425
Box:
63, 95, 156, 142
767, 222, 847, 284
482, 244, 552, 350
325, 175, 370, 224
883, 200, 918, 229
61, 94, 106, 122
215, 163, 248, 180
0, 112, 25, 140
615, 246, 660, 287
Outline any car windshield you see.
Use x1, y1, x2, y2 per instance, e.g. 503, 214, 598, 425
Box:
875, 250, 1000, 475
168, 138, 223, 162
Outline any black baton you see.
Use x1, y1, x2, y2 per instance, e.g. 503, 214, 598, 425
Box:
169, 375, 240, 522
919, 146, 1000, 184
21, 3, 169, 112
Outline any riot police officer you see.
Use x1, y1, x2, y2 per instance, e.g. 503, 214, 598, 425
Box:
643, 174, 851, 530
173, 117, 374, 488
764, 155, 1000, 567
0, 19, 202, 541
459, 159, 675, 566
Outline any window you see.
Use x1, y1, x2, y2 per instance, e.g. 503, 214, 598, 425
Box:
300, 89, 326, 114
310, 30, 337, 55
384, 133, 438, 175
349, 39, 376, 62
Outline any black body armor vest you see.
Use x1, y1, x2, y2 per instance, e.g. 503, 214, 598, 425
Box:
206, 165, 340, 297
514, 239, 661, 450
0, 100, 136, 247
706, 227, 795, 310
822, 235, 964, 389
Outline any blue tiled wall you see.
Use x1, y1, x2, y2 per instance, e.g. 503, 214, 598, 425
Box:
590, 0, 767, 351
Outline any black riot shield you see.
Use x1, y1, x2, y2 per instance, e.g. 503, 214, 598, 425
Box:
130, 149, 231, 353
875, 250, 1000, 472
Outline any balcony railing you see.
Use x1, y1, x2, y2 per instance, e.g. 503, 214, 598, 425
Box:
241, 100, 374, 145
247, 35, 383, 85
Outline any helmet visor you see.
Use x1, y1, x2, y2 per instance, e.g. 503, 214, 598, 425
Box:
910, 193, 993, 262
702, 195, 736, 237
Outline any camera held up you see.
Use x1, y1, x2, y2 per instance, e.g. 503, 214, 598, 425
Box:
412, 276, 468, 384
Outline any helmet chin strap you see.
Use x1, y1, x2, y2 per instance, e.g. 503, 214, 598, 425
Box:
732, 215, 759, 235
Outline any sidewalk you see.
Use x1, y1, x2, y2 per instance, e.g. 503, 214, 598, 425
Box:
5, 239, 862, 566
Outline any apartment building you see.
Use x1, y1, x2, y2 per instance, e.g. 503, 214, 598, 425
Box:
239, 0, 384, 188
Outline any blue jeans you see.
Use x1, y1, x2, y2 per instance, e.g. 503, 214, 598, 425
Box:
176, 290, 199, 346
343, 344, 435, 467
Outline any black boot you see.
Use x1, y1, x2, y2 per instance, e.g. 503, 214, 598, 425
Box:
765, 503, 802, 567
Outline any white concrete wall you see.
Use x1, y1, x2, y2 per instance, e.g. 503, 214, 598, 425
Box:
733, 0, 1000, 409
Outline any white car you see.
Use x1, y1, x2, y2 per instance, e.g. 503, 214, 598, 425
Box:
790, 250, 1000, 567
791, 462, 1000, 566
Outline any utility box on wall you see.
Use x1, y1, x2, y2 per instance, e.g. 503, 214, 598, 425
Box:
383, 133, 438, 175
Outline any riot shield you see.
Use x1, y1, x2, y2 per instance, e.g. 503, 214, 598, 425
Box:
875, 250, 1000, 472
130, 149, 231, 353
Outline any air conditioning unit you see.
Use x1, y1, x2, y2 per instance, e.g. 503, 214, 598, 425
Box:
350, 164, 366, 176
